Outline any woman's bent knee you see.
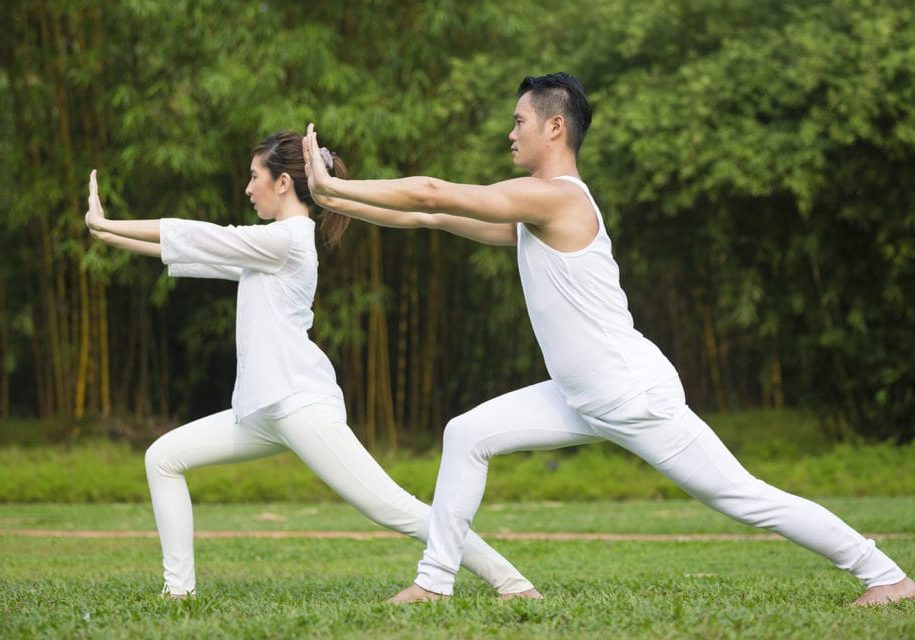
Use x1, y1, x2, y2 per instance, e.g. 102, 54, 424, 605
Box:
145, 436, 182, 479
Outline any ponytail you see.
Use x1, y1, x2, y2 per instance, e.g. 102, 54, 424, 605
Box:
316, 154, 351, 249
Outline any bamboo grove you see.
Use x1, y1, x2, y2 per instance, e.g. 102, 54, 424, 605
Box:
3, 0, 914, 446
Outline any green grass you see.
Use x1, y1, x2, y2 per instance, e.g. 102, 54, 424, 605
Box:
2, 501, 914, 639
3, 410, 913, 636
2, 407, 914, 503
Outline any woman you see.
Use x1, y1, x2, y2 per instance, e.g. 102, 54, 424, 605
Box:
84, 130, 537, 600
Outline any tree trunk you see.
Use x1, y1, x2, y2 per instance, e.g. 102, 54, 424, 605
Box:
420, 233, 442, 435
42, 2, 75, 417
771, 352, 785, 409
74, 268, 91, 419
97, 279, 111, 416
158, 306, 170, 416
0, 273, 9, 419
29, 300, 51, 418
136, 286, 151, 417
38, 215, 65, 416
366, 226, 396, 449
408, 252, 421, 433
394, 236, 412, 433
698, 295, 727, 412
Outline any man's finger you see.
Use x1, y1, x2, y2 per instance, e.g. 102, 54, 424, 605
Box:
89, 169, 97, 199
306, 125, 320, 155
305, 132, 322, 171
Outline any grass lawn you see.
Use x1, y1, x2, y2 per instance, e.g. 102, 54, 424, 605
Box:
2, 500, 914, 639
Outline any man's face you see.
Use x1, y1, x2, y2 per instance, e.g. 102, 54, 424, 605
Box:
508, 92, 546, 171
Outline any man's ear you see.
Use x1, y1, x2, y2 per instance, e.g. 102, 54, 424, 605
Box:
548, 115, 564, 140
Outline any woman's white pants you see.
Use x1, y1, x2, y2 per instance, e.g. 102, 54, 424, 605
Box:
145, 403, 534, 596
415, 379, 906, 595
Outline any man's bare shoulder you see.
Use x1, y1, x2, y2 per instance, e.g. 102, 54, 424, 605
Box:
490, 175, 573, 187
488, 176, 581, 200
514, 176, 598, 251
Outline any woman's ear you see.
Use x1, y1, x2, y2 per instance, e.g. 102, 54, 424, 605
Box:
277, 172, 292, 195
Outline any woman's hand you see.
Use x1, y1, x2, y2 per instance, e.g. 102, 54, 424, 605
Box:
81, 170, 161, 256
84, 169, 106, 234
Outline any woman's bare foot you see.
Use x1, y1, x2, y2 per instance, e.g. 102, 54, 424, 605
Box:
851, 577, 915, 606
499, 588, 544, 600
387, 583, 447, 604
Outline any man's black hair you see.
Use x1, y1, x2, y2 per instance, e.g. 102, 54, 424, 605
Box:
517, 72, 592, 153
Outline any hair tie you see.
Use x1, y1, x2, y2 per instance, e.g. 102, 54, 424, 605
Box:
319, 147, 334, 171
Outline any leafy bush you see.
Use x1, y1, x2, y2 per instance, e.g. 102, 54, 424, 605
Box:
2, 409, 913, 503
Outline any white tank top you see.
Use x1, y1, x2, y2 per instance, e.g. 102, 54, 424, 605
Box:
516, 176, 678, 416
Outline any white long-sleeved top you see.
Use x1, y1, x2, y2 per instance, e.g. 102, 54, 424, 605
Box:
160, 216, 345, 421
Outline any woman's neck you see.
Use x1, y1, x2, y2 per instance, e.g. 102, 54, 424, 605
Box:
273, 199, 310, 221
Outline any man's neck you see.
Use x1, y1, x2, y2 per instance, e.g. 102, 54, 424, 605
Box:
530, 154, 579, 180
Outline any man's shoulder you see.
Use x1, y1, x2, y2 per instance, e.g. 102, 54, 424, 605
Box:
492, 175, 582, 194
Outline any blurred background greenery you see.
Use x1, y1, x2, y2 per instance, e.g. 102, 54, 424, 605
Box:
2, 0, 915, 456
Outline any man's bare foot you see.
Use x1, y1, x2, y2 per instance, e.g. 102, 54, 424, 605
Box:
387, 583, 447, 604
851, 577, 915, 606
159, 591, 195, 601
499, 588, 544, 600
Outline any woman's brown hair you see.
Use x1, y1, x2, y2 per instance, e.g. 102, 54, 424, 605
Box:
251, 130, 350, 248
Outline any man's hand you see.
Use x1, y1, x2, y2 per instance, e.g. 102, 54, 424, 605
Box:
302, 123, 333, 201
84, 169, 106, 233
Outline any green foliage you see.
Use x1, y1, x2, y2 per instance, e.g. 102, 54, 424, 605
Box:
3, 0, 914, 441
573, 0, 915, 440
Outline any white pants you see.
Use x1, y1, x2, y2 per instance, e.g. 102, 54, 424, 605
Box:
415, 379, 906, 595
145, 403, 534, 596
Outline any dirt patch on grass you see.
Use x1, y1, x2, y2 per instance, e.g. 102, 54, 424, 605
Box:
2, 529, 910, 541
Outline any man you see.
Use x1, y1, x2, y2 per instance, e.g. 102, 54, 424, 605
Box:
302, 72, 914, 606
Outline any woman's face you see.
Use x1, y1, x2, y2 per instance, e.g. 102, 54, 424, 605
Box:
245, 155, 279, 220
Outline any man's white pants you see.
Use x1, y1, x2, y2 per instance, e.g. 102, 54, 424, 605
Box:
145, 403, 534, 596
415, 379, 906, 595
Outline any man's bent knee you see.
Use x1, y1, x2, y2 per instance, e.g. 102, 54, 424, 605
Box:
442, 414, 487, 457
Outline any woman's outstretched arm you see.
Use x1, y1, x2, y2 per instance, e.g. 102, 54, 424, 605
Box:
90, 229, 162, 257
84, 170, 162, 256
85, 169, 160, 242
85, 170, 288, 272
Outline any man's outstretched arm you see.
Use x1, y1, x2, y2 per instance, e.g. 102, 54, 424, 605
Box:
315, 196, 516, 246
303, 124, 566, 228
